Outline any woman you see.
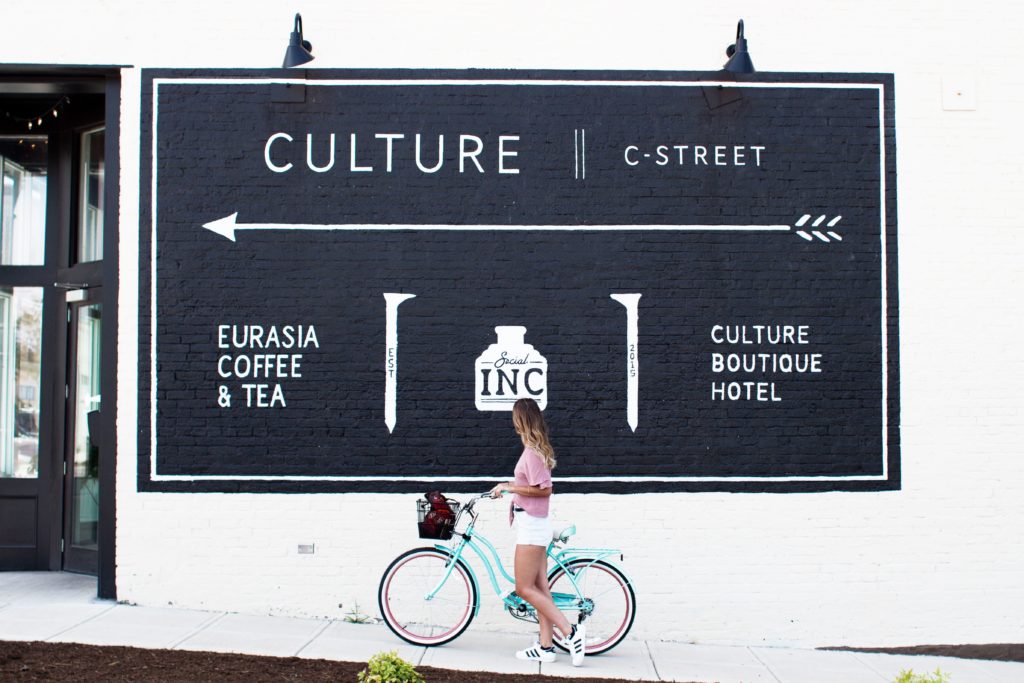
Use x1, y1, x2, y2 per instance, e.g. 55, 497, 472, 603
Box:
490, 398, 586, 666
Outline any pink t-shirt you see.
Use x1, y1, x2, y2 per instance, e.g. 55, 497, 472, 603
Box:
512, 447, 552, 518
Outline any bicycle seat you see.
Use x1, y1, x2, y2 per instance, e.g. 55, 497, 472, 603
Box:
552, 524, 576, 543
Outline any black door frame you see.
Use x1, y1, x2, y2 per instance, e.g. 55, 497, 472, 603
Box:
0, 65, 120, 599
62, 286, 103, 576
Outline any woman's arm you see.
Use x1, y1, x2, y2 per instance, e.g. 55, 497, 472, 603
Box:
493, 482, 552, 498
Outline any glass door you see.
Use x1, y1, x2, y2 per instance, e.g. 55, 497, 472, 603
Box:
0, 81, 114, 584
0, 135, 49, 570
62, 121, 107, 575
63, 288, 101, 574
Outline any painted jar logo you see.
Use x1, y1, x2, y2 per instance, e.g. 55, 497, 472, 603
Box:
475, 326, 547, 411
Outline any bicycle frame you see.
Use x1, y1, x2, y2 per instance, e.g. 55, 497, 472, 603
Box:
424, 495, 630, 622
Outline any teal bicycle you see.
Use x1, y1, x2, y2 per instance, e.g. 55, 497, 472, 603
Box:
378, 493, 636, 654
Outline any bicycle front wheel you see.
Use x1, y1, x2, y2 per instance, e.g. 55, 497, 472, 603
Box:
378, 547, 477, 647
548, 558, 636, 655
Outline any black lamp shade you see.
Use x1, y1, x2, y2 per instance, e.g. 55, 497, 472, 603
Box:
282, 14, 314, 68
723, 20, 755, 74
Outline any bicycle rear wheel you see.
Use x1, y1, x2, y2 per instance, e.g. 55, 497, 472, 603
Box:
378, 547, 477, 647
548, 558, 636, 655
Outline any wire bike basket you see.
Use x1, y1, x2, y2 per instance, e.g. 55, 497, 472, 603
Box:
416, 492, 461, 540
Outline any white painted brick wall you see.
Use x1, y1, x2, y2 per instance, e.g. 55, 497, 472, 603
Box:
4, 0, 1022, 647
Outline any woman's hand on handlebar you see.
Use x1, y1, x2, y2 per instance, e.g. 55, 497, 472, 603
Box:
488, 482, 513, 499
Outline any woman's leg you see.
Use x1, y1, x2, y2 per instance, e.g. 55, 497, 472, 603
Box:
533, 549, 555, 647
515, 544, 571, 640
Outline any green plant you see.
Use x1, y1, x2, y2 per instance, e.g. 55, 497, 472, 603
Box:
342, 600, 371, 624
893, 668, 951, 683
357, 651, 424, 683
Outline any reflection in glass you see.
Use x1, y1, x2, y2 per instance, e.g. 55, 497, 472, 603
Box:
0, 288, 43, 478
78, 128, 105, 263
72, 304, 101, 549
0, 136, 47, 265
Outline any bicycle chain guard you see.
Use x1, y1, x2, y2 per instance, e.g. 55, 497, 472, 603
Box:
505, 592, 539, 624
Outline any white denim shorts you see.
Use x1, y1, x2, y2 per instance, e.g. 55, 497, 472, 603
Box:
514, 509, 553, 547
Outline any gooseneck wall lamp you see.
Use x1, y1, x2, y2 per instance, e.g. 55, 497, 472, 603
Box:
282, 13, 314, 67
723, 20, 755, 74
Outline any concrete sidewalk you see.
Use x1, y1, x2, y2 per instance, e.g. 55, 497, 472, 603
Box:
1, 573, 1021, 682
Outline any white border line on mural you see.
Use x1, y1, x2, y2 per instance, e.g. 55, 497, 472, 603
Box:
148, 77, 889, 483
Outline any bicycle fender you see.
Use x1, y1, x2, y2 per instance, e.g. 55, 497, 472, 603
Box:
552, 555, 637, 590
433, 544, 482, 617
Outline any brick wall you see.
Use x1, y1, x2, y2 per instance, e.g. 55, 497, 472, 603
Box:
136, 72, 896, 493
2, 0, 1020, 647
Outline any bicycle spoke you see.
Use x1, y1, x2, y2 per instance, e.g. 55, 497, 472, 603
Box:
549, 560, 635, 655
380, 500, 634, 654
380, 549, 476, 646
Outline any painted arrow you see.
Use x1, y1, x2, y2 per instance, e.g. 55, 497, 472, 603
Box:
201, 213, 795, 242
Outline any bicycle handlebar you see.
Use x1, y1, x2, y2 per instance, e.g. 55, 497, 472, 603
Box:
458, 492, 500, 512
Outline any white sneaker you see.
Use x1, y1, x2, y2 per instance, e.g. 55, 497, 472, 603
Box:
563, 623, 586, 666
515, 644, 556, 663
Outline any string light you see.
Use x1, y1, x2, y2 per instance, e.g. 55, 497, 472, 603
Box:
0, 96, 70, 132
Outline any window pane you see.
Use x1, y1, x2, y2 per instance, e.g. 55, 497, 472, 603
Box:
72, 303, 101, 548
78, 128, 104, 263
0, 137, 47, 266
0, 287, 43, 478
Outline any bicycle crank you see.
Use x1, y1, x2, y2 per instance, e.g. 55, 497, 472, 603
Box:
504, 592, 539, 624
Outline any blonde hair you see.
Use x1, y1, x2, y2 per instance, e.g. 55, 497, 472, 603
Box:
512, 398, 556, 470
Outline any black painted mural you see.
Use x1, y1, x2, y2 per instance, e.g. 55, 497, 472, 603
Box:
138, 69, 899, 493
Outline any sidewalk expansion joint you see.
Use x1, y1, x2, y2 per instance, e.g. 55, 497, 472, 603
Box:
747, 646, 783, 683
169, 611, 228, 650
292, 618, 334, 658
644, 640, 663, 681
43, 603, 118, 642
850, 652, 907, 681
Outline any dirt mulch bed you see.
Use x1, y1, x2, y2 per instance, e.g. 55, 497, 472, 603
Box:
822, 643, 1024, 663
4, 640, 1021, 682
0, 641, 658, 682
